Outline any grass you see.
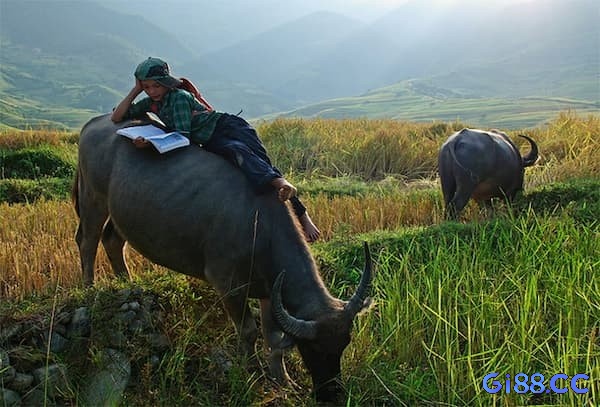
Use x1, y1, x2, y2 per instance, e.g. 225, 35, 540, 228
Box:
350, 215, 599, 406
0, 113, 599, 405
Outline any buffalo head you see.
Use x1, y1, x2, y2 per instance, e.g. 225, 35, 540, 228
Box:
271, 242, 373, 402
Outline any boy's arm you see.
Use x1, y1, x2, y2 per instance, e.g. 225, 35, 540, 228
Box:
169, 94, 193, 135
111, 80, 144, 123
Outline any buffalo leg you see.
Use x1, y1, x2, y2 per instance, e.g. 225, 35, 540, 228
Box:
101, 218, 130, 280
205, 263, 259, 357
448, 182, 476, 220
439, 175, 456, 216
75, 190, 108, 286
259, 298, 294, 384
218, 289, 259, 358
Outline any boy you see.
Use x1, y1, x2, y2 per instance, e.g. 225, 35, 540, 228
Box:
111, 57, 320, 242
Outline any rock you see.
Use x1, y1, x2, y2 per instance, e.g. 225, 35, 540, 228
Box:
52, 323, 67, 336
6, 372, 34, 392
81, 348, 131, 407
0, 349, 10, 368
137, 309, 153, 329
115, 310, 137, 324
128, 319, 144, 334
149, 355, 160, 368
1, 388, 21, 406
0, 325, 21, 343
54, 311, 72, 326
211, 348, 233, 374
128, 301, 141, 311
46, 331, 69, 353
0, 350, 16, 382
32, 363, 71, 399
68, 307, 91, 339
1, 365, 16, 383
141, 294, 156, 309
116, 288, 132, 303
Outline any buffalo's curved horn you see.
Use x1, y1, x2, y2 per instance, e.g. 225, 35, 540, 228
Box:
518, 134, 539, 167
272, 272, 318, 340
344, 241, 373, 317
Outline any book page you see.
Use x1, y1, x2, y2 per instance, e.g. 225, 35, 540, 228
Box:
117, 124, 190, 153
146, 112, 168, 130
116, 125, 165, 140
148, 132, 190, 154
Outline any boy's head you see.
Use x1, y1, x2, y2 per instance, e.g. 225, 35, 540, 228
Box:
135, 57, 182, 88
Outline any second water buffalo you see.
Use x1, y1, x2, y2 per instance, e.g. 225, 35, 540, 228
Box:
438, 128, 539, 219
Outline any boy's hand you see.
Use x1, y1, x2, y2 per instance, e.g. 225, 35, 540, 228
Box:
134, 78, 144, 94
133, 137, 150, 148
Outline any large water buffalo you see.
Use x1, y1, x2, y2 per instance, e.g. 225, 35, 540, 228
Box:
72, 114, 372, 402
438, 128, 539, 219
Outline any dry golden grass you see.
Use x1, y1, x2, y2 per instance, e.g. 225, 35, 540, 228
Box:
0, 200, 161, 300
0, 128, 79, 149
304, 189, 442, 239
258, 117, 460, 180
524, 112, 600, 188
259, 112, 600, 183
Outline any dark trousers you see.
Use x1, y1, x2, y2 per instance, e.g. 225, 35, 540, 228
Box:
205, 113, 306, 218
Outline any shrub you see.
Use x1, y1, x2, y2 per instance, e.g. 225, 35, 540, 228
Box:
0, 178, 72, 203
0, 147, 76, 179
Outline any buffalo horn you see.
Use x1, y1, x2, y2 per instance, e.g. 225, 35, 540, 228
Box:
272, 271, 318, 340
344, 241, 373, 317
518, 134, 539, 167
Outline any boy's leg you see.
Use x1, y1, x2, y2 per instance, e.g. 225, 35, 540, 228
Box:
290, 197, 320, 242
271, 177, 296, 202
206, 114, 296, 200
216, 114, 275, 168
204, 136, 280, 192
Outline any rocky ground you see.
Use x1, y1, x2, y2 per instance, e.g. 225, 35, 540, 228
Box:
1, 287, 172, 406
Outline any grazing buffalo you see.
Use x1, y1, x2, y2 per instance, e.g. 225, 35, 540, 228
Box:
72, 114, 373, 402
438, 128, 539, 219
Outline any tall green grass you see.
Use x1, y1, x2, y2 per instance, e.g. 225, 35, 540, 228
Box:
335, 214, 599, 406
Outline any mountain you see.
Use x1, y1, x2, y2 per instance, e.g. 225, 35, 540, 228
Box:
99, 0, 400, 55
0, 0, 192, 128
182, 11, 367, 112
188, 0, 598, 116
0, 0, 597, 130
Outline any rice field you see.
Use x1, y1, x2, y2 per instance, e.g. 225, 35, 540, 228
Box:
0, 112, 598, 406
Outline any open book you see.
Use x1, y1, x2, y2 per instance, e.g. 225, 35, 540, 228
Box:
116, 124, 190, 154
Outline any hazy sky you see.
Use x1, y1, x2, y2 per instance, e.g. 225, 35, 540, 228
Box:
305, 0, 535, 20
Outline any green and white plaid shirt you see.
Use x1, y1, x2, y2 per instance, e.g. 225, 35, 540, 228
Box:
125, 88, 222, 145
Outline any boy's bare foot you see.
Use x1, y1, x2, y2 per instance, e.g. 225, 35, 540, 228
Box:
271, 177, 297, 202
299, 212, 321, 242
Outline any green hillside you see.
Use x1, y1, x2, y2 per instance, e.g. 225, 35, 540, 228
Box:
0, 1, 191, 130
268, 80, 600, 129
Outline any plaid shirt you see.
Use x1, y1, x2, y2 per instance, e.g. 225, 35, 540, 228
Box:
125, 89, 222, 145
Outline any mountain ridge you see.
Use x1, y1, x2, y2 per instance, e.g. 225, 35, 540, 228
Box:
0, 0, 597, 129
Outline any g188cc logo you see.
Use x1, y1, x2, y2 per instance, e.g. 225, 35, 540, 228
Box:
483, 372, 589, 395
